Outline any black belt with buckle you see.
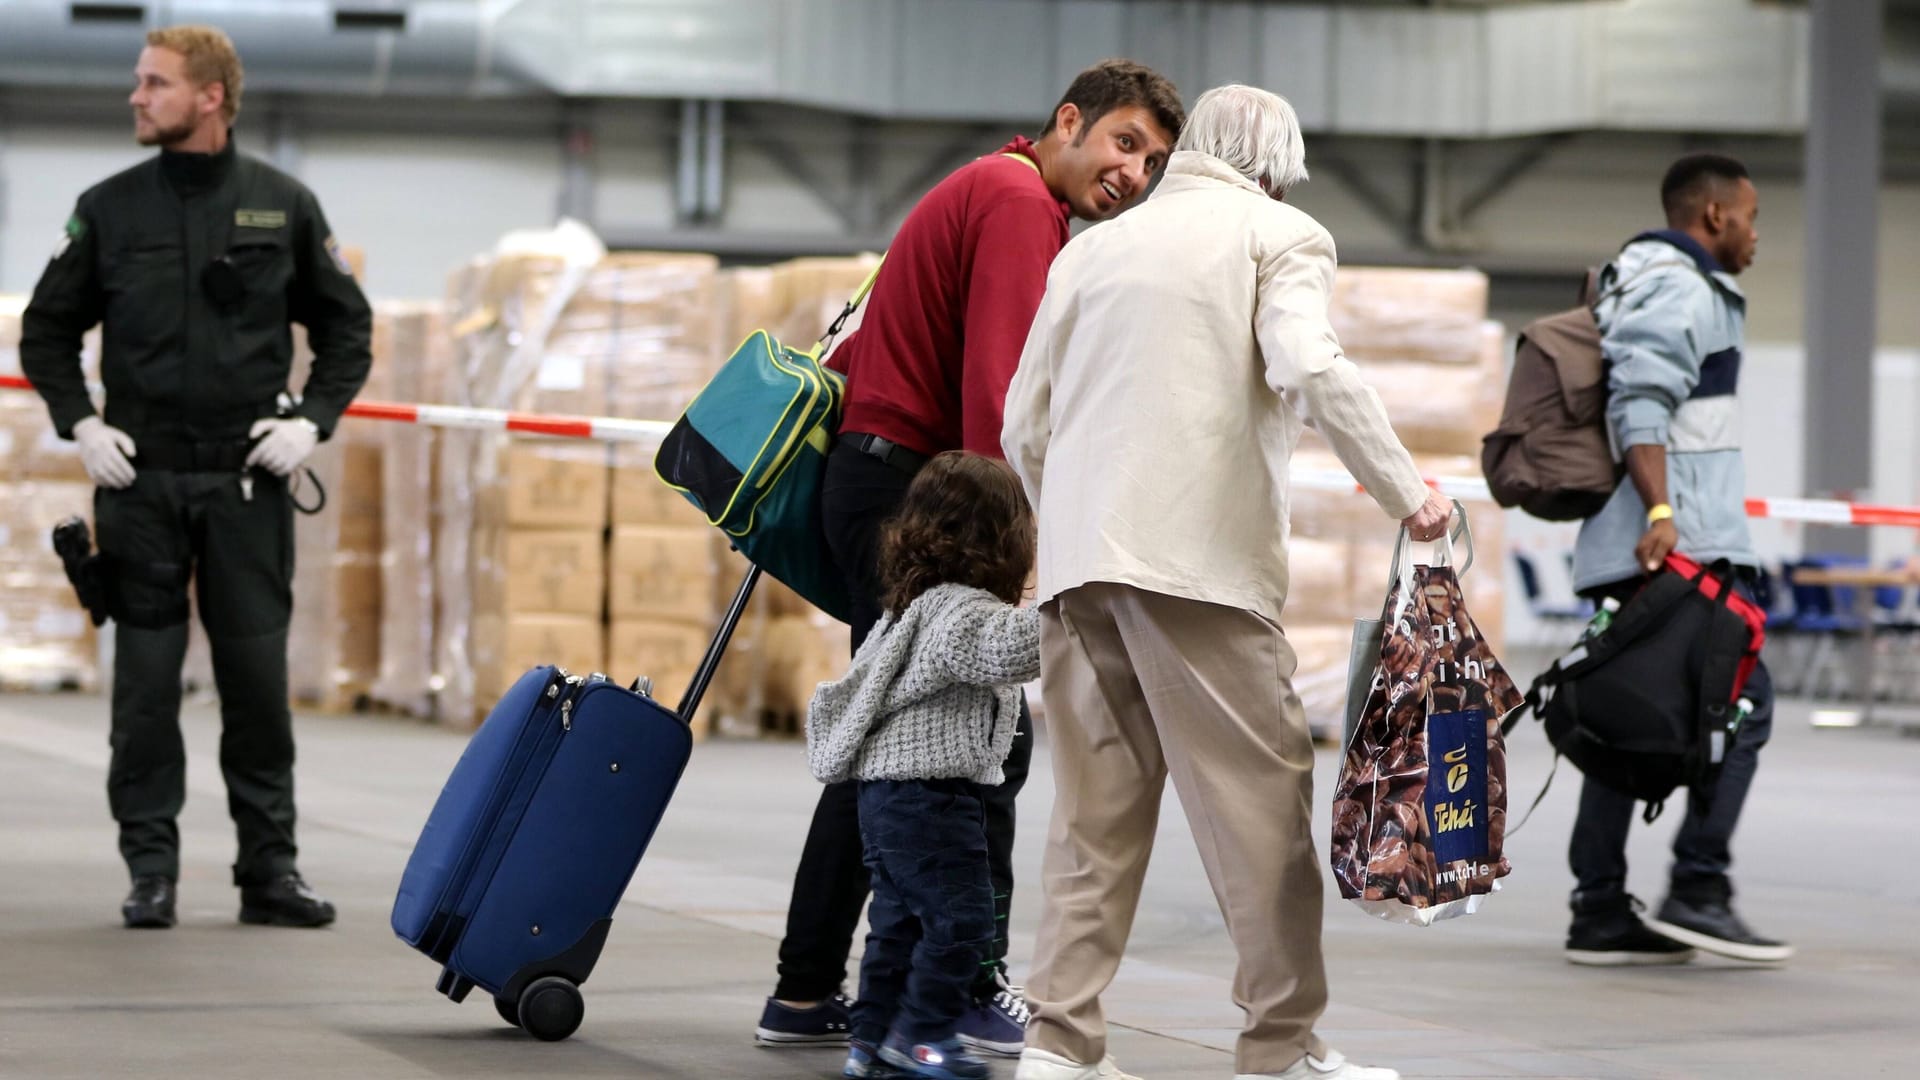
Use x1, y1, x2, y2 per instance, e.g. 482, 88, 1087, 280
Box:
845, 432, 931, 476
131, 438, 253, 473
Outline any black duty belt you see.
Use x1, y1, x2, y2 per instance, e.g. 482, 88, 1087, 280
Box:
132, 438, 252, 473
845, 432, 931, 476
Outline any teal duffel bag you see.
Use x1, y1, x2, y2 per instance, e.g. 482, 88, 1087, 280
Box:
653, 265, 880, 624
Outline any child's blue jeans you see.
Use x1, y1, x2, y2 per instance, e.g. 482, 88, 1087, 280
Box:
851, 778, 996, 1047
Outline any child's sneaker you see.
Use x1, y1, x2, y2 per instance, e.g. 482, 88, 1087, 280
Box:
878, 1031, 992, 1080
956, 981, 1030, 1057
754, 992, 853, 1046
845, 1039, 907, 1078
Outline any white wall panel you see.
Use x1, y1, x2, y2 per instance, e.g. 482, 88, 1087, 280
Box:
720, 140, 848, 235
297, 132, 564, 301
0, 126, 144, 296
595, 139, 680, 235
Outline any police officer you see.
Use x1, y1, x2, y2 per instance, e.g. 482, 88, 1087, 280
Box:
21, 25, 371, 930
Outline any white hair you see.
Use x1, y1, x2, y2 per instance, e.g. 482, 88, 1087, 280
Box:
1174, 84, 1309, 198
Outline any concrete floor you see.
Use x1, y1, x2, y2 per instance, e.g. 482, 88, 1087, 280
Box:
0, 686, 1915, 1080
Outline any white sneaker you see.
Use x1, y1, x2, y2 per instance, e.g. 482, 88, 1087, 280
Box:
1237, 1047, 1400, 1080
1016, 1046, 1141, 1080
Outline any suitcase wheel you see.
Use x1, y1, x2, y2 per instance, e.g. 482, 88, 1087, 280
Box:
494, 995, 521, 1029
518, 976, 584, 1042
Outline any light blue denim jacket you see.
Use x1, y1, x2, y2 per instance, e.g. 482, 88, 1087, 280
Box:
1572, 230, 1756, 592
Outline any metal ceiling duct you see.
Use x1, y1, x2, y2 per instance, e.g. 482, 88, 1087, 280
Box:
0, 0, 532, 97
0, 0, 1904, 137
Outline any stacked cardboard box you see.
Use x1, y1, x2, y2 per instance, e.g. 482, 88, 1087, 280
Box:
288, 319, 386, 712
370, 302, 452, 716
287, 437, 383, 710
723, 579, 848, 738
607, 439, 719, 735
435, 246, 722, 726
587, 253, 721, 422
0, 472, 97, 691
1286, 268, 1508, 739
0, 297, 99, 689
466, 440, 608, 710
1327, 268, 1505, 457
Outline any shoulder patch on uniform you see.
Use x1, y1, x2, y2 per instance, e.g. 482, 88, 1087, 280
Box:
50, 216, 83, 261
324, 234, 355, 277
236, 208, 288, 229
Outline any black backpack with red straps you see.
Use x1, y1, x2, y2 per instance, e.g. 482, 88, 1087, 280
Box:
1504, 554, 1766, 820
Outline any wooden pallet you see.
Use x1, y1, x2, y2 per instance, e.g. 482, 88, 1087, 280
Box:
0, 671, 98, 694
292, 684, 376, 716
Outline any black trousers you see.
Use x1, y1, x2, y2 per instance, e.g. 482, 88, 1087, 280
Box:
774, 441, 1034, 1003
1568, 574, 1775, 912
94, 468, 300, 887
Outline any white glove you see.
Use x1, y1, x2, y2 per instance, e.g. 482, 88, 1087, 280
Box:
72, 415, 138, 489
246, 417, 320, 477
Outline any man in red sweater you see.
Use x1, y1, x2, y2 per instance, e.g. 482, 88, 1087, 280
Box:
753, 59, 1184, 1066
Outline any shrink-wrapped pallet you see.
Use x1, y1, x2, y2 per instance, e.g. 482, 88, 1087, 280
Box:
370, 302, 452, 715
0, 480, 99, 689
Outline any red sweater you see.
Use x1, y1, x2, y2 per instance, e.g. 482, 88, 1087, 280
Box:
829, 137, 1070, 458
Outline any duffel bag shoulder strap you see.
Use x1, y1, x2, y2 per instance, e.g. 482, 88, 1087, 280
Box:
818, 257, 886, 350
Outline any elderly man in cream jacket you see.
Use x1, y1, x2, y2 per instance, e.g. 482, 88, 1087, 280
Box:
1001, 85, 1451, 1080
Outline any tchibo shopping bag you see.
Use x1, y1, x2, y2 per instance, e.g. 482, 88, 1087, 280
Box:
1331, 505, 1523, 925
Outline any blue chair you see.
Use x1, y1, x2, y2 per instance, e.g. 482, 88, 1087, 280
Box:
1787, 556, 1869, 699
1514, 550, 1591, 622
1869, 564, 1920, 702
1752, 565, 1798, 632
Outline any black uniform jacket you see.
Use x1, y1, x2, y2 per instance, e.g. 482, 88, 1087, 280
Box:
21, 136, 372, 443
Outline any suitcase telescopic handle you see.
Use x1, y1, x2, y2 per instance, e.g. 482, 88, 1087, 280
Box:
674, 565, 762, 722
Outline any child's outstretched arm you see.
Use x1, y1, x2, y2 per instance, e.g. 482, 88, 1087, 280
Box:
929, 596, 1041, 687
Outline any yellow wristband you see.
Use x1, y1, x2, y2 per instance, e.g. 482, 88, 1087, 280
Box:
1646, 503, 1674, 524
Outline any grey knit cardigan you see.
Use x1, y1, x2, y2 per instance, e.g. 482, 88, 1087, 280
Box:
806, 583, 1040, 786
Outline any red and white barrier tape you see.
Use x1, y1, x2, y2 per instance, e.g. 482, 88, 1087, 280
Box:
341, 398, 672, 442
0, 374, 673, 442
4, 374, 1915, 528
1240, 470, 1920, 530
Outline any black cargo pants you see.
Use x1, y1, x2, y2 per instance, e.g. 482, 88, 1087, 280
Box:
773, 441, 1034, 1004
95, 464, 300, 887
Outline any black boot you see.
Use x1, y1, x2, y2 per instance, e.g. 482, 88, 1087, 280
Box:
1647, 877, 1792, 963
122, 874, 177, 929
1565, 891, 1694, 966
238, 872, 336, 928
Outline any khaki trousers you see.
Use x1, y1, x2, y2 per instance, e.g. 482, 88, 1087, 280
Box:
1026, 582, 1330, 1075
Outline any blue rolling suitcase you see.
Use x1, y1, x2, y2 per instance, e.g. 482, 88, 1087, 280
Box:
391, 571, 760, 1041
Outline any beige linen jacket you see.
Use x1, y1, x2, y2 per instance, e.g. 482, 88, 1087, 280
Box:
1001, 150, 1429, 625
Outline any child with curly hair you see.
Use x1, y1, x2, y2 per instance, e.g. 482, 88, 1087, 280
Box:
806, 451, 1040, 1080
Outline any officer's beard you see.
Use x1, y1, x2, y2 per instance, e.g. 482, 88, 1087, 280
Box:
136, 115, 198, 149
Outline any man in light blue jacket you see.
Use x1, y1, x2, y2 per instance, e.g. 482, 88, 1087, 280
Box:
1566, 154, 1790, 968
